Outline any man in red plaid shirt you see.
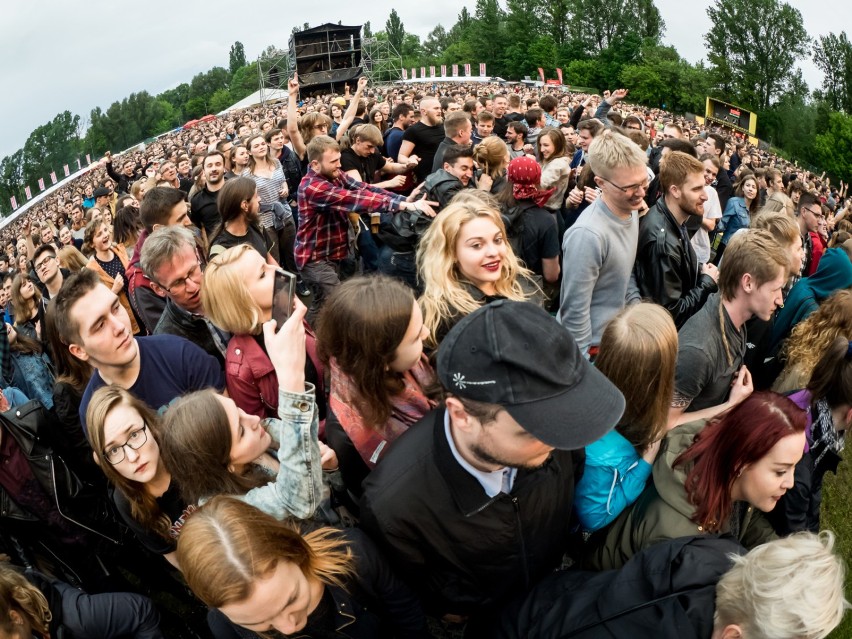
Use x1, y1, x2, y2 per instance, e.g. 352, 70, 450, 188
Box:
296, 135, 435, 318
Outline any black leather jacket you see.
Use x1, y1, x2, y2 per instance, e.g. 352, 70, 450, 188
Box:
0, 400, 121, 544
633, 197, 717, 328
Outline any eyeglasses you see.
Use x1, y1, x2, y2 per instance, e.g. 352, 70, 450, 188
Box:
599, 176, 649, 196
802, 206, 824, 219
162, 261, 202, 294
34, 255, 56, 270
104, 423, 148, 465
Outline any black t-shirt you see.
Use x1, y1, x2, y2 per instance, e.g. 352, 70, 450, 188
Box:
340, 148, 386, 185
209, 224, 270, 259
112, 482, 189, 554
493, 116, 510, 138
674, 293, 747, 411
517, 205, 560, 276
402, 122, 445, 182
190, 186, 223, 236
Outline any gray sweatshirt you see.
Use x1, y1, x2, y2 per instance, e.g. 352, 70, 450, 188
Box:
557, 196, 639, 354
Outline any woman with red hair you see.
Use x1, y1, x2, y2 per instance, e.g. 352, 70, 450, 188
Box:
587, 392, 806, 570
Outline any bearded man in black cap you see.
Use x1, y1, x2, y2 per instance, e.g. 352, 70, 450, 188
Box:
360, 300, 625, 631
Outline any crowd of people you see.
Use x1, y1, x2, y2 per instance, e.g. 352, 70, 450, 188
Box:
0, 73, 850, 638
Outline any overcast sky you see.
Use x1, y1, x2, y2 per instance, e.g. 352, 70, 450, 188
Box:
2, 0, 846, 160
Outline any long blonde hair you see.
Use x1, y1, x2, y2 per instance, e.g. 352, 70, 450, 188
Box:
177, 496, 353, 609
417, 199, 531, 347
201, 244, 264, 335
782, 289, 852, 383
595, 304, 678, 449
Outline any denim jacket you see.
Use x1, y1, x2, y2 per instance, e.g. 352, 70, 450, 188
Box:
213, 383, 323, 521
718, 196, 750, 245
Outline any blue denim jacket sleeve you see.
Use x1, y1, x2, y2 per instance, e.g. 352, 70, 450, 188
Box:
241, 382, 322, 520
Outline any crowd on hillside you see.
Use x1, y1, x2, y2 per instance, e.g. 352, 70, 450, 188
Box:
0, 74, 850, 638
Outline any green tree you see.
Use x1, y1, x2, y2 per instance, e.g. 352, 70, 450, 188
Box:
705, 0, 810, 111
230, 61, 260, 102
209, 88, 234, 113
813, 32, 852, 113
385, 9, 405, 56
229, 41, 246, 75
19, 111, 83, 186
812, 110, 852, 178
423, 25, 450, 59
568, 0, 665, 54
468, 0, 508, 75
363, 21, 372, 38
0, 150, 25, 209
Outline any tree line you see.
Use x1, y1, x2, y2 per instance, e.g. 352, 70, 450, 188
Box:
3, 0, 852, 213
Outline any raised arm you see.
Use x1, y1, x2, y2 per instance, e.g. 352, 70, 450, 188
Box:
287, 74, 306, 160
335, 76, 369, 141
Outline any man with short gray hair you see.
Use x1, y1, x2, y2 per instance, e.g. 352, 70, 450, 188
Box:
141, 226, 228, 366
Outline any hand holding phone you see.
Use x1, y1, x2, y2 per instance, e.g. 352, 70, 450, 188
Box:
271, 268, 297, 329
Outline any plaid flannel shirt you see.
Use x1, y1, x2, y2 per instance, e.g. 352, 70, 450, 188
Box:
295, 168, 406, 269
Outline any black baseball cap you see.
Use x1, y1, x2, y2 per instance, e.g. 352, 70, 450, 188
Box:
437, 300, 625, 450
93, 187, 111, 198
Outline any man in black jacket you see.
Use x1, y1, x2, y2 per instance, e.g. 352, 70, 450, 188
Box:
360, 301, 625, 627
141, 226, 228, 367
632, 151, 718, 328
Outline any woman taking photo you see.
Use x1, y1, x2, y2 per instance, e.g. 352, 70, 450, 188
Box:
86, 386, 186, 569
770, 337, 852, 535
83, 217, 140, 335
574, 303, 676, 531
316, 275, 436, 474
588, 392, 806, 570
177, 496, 427, 638
201, 244, 323, 419
243, 134, 297, 273
418, 198, 541, 348
714, 172, 759, 263
159, 301, 331, 522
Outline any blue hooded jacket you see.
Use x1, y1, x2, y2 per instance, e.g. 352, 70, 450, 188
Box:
771, 247, 852, 351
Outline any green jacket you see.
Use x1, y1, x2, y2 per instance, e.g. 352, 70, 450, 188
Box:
583, 420, 777, 571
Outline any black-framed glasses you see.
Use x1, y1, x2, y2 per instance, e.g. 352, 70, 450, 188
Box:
34, 255, 56, 270
162, 261, 202, 294
802, 206, 824, 219
104, 423, 148, 465
599, 176, 649, 196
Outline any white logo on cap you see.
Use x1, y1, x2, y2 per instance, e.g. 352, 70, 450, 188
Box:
453, 373, 496, 390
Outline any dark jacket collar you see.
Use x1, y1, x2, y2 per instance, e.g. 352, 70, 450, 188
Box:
430, 408, 512, 517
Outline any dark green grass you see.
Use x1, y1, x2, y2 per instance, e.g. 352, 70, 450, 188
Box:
820, 458, 852, 638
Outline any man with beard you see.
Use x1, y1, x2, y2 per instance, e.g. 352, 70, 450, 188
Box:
296, 136, 434, 320
208, 177, 271, 260
631, 152, 719, 328
190, 151, 227, 241
398, 96, 445, 184
360, 301, 624, 630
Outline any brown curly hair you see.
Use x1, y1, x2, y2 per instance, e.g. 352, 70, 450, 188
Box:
782, 290, 852, 382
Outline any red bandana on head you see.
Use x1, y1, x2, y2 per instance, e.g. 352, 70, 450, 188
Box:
507, 156, 556, 208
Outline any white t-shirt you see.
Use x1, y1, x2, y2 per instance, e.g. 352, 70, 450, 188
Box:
691, 186, 722, 263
